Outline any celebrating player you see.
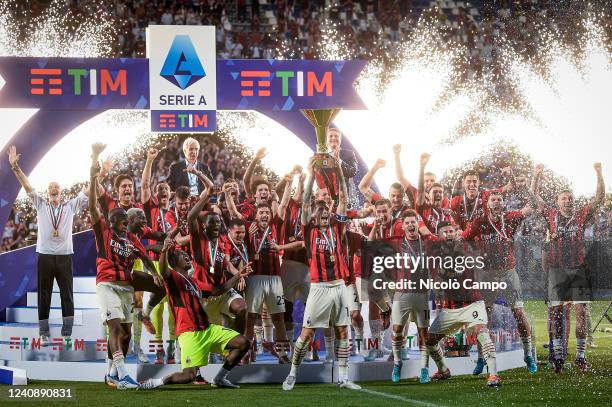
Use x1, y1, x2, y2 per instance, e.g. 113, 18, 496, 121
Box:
139, 238, 251, 390
462, 187, 539, 375
539, 163, 605, 373
282, 157, 361, 391
426, 222, 501, 387
89, 143, 165, 390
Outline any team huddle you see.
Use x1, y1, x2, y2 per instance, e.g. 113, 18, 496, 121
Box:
59, 129, 604, 391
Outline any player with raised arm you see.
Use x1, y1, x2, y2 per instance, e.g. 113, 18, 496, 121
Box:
140, 147, 177, 364
89, 143, 165, 390
243, 201, 299, 364
139, 238, 251, 390
393, 144, 447, 208
186, 190, 249, 338
462, 185, 539, 376
416, 153, 456, 235
282, 157, 361, 391
425, 222, 501, 387
540, 163, 605, 373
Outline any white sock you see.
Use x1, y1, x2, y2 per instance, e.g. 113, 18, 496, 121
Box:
112, 350, 128, 379
552, 338, 564, 361
152, 377, 164, 386
478, 331, 497, 375
254, 325, 263, 344
521, 336, 532, 358
337, 338, 349, 382
133, 308, 142, 351
419, 345, 429, 369
214, 367, 230, 382
290, 337, 309, 377
426, 343, 447, 372
391, 332, 403, 363
576, 338, 586, 359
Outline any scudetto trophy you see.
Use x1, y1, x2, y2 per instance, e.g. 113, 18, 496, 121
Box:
301, 108, 341, 202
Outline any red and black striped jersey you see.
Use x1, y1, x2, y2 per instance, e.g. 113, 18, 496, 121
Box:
164, 269, 210, 336
93, 217, 146, 284
347, 231, 366, 280
385, 234, 437, 293
166, 204, 190, 252
416, 203, 456, 234
247, 218, 282, 276
279, 198, 308, 264
222, 235, 249, 270
462, 210, 524, 269
429, 241, 484, 309
189, 221, 228, 296
450, 188, 501, 230
544, 205, 592, 268
143, 196, 172, 260
302, 215, 349, 283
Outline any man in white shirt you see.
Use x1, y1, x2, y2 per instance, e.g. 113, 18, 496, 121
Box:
8, 146, 88, 345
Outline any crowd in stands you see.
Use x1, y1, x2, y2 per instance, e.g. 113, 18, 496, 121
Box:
1, 0, 609, 253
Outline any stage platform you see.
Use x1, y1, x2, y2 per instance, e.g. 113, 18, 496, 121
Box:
3, 350, 526, 383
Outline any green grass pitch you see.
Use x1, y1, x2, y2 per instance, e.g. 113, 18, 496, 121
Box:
4, 301, 611, 406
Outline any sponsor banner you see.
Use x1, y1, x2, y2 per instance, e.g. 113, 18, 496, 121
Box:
150, 110, 215, 132
0, 58, 365, 112
216, 59, 367, 111
147, 25, 217, 132
0, 57, 149, 109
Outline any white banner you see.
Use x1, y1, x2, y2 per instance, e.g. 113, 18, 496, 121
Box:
146, 25, 216, 132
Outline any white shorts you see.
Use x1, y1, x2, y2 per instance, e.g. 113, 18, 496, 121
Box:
391, 291, 429, 328
96, 282, 135, 324
476, 268, 524, 309
344, 283, 361, 312
204, 288, 243, 325
303, 280, 351, 329
245, 275, 285, 314
428, 301, 488, 335
280, 259, 310, 303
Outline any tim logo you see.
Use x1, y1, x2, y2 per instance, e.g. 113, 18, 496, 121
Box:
160, 35, 206, 90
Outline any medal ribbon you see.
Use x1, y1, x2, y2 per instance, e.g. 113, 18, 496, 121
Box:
48, 203, 64, 234
488, 213, 508, 240
255, 226, 271, 255
554, 212, 575, 238
402, 236, 423, 259
228, 235, 249, 263
208, 239, 219, 271
463, 191, 480, 221
321, 226, 336, 255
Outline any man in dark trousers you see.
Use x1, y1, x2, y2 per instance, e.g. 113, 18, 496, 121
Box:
8, 146, 88, 344
166, 137, 214, 196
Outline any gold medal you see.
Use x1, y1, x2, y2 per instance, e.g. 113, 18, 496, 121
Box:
209, 266, 215, 274
53, 230, 59, 237
254, 254, 260, 261
289, 236, 296, 242
329, 255, 335, 263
